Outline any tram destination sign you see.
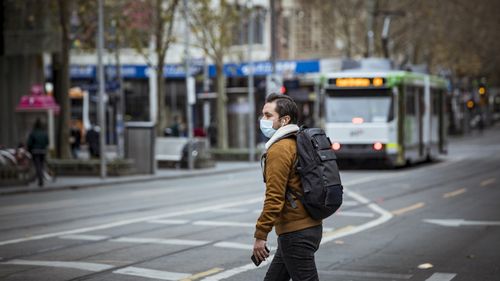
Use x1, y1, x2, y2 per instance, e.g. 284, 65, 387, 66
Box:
330, 77, 385, 88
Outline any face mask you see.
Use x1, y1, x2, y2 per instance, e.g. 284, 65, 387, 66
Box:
260, 119, 277, 138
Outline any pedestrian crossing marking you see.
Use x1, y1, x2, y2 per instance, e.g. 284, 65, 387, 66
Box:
148, 219, 191, 225
213, 242, 253, 250
59, 234, 109, 241
112, 237, 210, 246
113, 266, 192, 280
193, 221, 255, 227
1, 259, 114, 272
425, 272, 457, 281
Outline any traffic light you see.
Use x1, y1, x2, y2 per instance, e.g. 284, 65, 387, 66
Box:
466, 99, 475, 110
478, 86, 486, 96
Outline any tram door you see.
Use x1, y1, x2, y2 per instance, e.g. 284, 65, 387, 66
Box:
417, 88, 425, 157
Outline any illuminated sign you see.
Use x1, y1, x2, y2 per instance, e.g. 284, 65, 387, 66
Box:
331, 77, 385, 87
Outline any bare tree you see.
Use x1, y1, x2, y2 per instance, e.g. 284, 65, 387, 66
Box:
122, 0, 181, 136
189, 0, 239, 149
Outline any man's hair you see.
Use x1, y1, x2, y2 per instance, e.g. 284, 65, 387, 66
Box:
265, 93, 298, 124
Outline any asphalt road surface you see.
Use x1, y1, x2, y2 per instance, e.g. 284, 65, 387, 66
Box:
0, 126, 499, 281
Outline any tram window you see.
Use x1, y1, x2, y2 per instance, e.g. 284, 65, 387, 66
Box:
325, 89, 393, 123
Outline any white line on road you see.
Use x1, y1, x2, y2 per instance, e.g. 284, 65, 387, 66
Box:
0, 197, 263, 246
1, 259, 114, 272
335, 211, 375, 218
111, 237, 210, 246
213, 242, 254, 250
193, 221, 255, 227
320, 269, 413, 279
423, 219, 500, 227
209, 208, 249, 214
59, 234, 109, 241
113, 266, 192, 280
148, 219, 191, 225
425, 272, 457, 281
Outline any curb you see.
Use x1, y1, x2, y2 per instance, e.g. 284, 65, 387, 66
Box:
0, 165, 260, 196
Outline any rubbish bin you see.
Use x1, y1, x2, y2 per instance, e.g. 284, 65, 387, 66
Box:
125, 122, 155, 174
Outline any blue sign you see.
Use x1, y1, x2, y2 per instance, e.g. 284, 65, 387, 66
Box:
48, 59, 319, 79
208, 59, 319, 77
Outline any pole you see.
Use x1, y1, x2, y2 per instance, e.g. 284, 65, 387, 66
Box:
270, 0, 277, 74
114, 24, 125, 158
184, 0, 194, 170
97, 0, 107, 178
247, 1, 256, 162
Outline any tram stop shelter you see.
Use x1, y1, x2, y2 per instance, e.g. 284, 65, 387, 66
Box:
15, 84, 60, 154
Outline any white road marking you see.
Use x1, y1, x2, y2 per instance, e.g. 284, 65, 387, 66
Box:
213, 242, 254, 250
335, 211, 375, 218
320, 269, 412, 279
148, 219, 191, 225
199, 185, 394, 281
59, 234, 109, 241
424, 219, 500, 227
193, 221, 255, 227
111, 237, 210, 246
113, 266, 192, 280
209, 208, 248, 214
1, 259, 114, 272
425, 272, 457, 281
0, 197, 263, 246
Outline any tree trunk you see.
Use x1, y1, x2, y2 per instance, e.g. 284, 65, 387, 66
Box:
54, 0, 71, 159
215, 62, 228, 149
156, 66, 168, 136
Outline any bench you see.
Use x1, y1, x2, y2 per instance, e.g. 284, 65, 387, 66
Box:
155, 137, 189, 164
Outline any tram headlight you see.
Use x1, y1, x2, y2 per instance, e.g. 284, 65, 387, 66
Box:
373, 142, 384, 151
332, 142, 341, 151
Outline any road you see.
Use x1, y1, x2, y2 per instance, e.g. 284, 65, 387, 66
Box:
0, 126, 499, 281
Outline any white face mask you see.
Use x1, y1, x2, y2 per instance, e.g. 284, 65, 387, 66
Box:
260, 119, 277, 138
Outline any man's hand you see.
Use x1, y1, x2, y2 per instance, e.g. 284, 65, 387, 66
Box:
253, 238, 270, 263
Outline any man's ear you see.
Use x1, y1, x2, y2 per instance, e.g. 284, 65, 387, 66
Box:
282, 115, 291, 125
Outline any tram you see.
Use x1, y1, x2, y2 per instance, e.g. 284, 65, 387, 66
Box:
323, 71, 448, 167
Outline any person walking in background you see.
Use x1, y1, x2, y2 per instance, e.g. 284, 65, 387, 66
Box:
69, 121, 81, 159
254, 94, 323, 281
85, 125, 100, 158
27, 119, 49, 187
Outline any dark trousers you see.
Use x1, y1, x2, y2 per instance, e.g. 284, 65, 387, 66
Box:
264, 225, 322, 281
33, 153, 45, 186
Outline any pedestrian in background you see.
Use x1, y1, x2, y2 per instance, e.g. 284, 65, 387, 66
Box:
27, 119, 49, 187
85, 125, 100, 158
69, 121, 81, 159
254, 94, 323, 281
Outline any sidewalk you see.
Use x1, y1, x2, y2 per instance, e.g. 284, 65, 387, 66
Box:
0, 161, 261, 196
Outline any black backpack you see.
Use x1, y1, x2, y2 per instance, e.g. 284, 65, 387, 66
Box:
262, 127, 343, 220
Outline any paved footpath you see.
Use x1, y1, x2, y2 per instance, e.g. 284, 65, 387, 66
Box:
0, 161, 260, 196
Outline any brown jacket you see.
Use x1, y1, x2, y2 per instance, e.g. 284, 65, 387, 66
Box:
254, 137, 322, 241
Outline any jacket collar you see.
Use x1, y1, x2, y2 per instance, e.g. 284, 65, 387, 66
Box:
265, 124, 299, 150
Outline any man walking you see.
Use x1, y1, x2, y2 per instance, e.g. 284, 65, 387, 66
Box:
27, 119, 49, 187
254, 94, 323, 281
